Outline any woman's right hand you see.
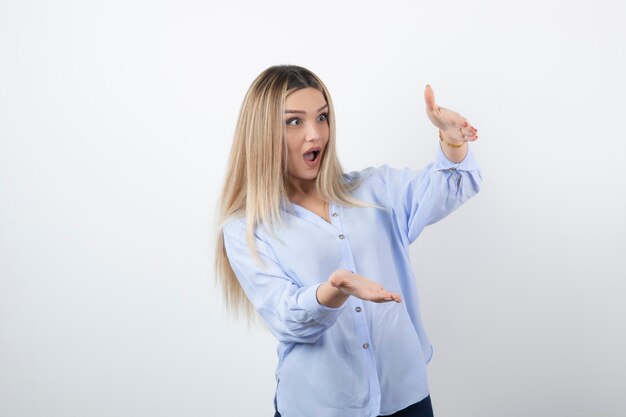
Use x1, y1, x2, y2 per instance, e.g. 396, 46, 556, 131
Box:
328, 269, 402, 303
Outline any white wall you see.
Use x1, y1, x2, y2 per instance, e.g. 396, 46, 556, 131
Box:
1, 1, 624, 416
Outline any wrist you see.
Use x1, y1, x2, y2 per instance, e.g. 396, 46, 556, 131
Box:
329, 269, 353, 288
317, 281, 350, 308
439, 129, 466, 148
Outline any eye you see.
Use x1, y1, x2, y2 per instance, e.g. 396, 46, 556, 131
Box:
286, 117, 301, 126
318, 112, 329, 122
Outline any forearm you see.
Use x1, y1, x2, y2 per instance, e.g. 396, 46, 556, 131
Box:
439, 135, 468, 163
316, 281, 350, 308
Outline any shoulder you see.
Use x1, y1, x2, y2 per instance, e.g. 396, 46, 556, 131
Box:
221, 214, 248, 242
221, 212, 276, 246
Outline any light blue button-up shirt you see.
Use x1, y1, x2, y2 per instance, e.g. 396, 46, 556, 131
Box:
222, 144, 482, 417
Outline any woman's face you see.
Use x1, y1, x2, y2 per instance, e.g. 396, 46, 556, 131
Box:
283, 87, 330, 187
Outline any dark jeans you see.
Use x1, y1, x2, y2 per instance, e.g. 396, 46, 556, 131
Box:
273, 395, 434, 417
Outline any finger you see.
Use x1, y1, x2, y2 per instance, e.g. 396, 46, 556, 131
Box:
369, 290, 390, 302
460, 125, 479, 141
372, 296, 394, 303
463, 121, 478, 132
460, 125, 478, 136
457, 117, 478, 131
424, 84, 437, 113
379, 291, 403, 303
388, 292, 402, 303
375, 296, 402, 303
365, 283, 384, 292
453, 116, 469, 129
355, 276, 387, 293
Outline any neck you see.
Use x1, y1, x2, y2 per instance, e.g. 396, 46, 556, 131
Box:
288, 178, 318, 203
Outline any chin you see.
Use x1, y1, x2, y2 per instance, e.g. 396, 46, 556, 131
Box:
295, 170, 319, 182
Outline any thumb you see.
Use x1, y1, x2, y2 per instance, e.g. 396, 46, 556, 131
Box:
424, 84, 437, 113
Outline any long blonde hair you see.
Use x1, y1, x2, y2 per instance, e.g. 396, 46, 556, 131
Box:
215, 65, 370, 320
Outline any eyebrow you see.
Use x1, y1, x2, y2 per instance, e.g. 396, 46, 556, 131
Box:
284, 103, 328, 114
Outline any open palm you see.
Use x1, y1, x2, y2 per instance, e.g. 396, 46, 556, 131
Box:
329, 270, 402, 303
424, 84, 478, 144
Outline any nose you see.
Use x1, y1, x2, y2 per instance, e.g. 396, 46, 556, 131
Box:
305, 124, 322, 142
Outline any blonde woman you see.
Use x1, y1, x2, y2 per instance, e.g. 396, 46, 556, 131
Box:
215, 65, 481, 417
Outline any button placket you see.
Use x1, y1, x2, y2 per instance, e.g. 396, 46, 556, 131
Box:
333, 208, 373, 355
328, 203, 339, 227
335, 207, 346, 240
330, 203, 381, 411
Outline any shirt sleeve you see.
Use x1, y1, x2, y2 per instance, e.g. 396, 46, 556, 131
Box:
222, 218, 347, 344
381, 142, 482, 245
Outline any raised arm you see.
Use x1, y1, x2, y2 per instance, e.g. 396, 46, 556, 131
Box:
375, 85, 482, 245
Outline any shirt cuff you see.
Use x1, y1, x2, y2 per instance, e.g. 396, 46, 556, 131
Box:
434, 141, 480, 172
299, 283, 347, 326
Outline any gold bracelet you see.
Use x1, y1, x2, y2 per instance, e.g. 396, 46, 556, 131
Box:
439, 129, 465, 148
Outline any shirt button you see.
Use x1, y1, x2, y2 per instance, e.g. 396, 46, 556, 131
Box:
362, 343, 369, 349
355, 307, 362, 313
332, 212, 338, 217
338, 234, 345, 239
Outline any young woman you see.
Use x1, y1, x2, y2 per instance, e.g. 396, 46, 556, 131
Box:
215, 65, 481, 417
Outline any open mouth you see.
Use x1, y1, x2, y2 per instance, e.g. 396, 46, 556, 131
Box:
303, 149, 321, 162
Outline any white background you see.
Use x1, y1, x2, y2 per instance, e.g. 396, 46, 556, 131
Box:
1, 1, 625, 416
